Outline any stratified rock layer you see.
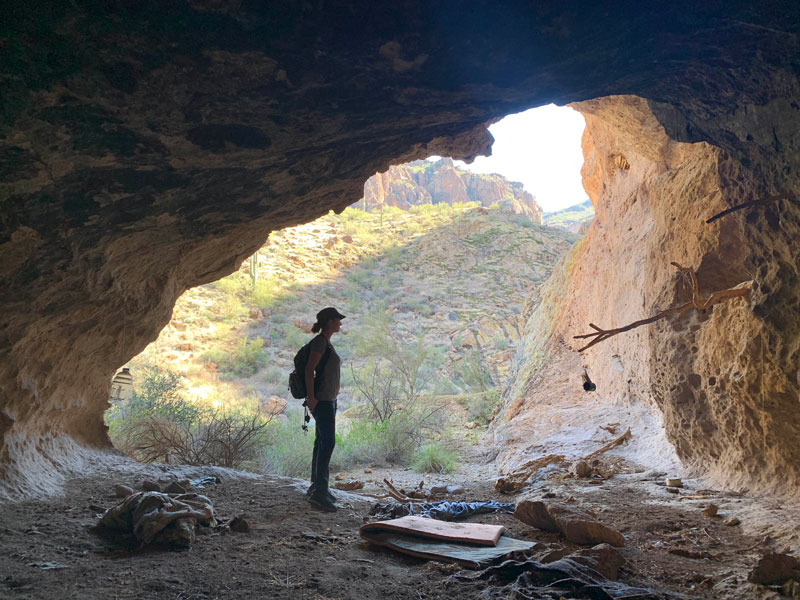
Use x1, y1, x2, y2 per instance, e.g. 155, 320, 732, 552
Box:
362, 159, 543, 222
1, 3, 799, 497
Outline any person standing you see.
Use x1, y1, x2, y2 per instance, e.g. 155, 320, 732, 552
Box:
304, 307, 345, 512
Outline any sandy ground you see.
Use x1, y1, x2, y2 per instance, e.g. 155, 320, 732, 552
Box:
0, 447, 798, 600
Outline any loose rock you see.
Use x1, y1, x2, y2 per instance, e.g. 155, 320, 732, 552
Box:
142, 480, 161, 492
749, 552, 800, 585
573, 460, 592, 478
702, 503, 719, 517
164, 481, 187, 495
514, 500, 625, 547
229, 516, 250, 533
114, 484, 134, 497
724, 517, 741, 526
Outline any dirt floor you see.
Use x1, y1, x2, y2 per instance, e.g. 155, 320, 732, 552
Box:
1, 448, 797, 600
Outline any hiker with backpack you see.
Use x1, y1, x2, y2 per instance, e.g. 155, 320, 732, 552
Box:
302, 307, 345, 512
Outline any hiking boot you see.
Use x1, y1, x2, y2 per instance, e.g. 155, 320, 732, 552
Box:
306, 485, 336, 503
308, 494, 338, 512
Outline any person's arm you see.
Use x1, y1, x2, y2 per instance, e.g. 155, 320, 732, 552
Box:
305, 350, 323, 412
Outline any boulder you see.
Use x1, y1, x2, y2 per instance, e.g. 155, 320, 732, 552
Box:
573, 460, 592, 478
260, 396, 287, 417
114, 484, 134, 497
569, 544, 625, 581
749, 552, 800, 586
514, 500, 625, 547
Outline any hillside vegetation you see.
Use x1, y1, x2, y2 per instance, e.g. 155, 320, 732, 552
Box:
543, 199, 594, 233
108, 202, 576, 475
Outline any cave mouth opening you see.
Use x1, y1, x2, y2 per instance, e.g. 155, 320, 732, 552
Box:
103, 93, 762, 490
102, 103, 597, 481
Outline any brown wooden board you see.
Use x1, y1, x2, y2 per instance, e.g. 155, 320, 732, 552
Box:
359, 515, 505, 546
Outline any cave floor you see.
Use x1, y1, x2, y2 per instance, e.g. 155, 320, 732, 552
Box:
0, 457, 794, 600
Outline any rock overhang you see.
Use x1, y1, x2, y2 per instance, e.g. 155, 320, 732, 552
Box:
1, 1, 799, 497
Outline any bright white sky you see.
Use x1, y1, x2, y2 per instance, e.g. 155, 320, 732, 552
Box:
444, 104, 588, 213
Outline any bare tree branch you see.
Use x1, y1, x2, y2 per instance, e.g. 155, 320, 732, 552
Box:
574, 262, 751, 352
705, 193, 793, 224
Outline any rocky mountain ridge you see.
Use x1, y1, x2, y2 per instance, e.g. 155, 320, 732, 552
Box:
362, 159, 543, 223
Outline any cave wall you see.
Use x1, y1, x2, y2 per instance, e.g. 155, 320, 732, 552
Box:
505, 94, 799, 493
1, 2, 799, 497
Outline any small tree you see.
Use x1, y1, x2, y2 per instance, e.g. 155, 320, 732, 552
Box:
348, 320, 449, 464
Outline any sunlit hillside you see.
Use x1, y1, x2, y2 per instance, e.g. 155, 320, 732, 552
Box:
110, 202, 577, 473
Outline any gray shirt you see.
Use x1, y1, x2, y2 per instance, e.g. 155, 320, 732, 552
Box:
309, 334, 341, 402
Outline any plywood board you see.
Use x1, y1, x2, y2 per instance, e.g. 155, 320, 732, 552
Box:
359, 515, 504, 546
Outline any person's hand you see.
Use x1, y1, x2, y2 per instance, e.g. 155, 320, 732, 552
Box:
306, 396, 318, 413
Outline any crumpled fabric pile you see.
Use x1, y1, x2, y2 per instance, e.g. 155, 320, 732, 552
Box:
98, 491, 217, 549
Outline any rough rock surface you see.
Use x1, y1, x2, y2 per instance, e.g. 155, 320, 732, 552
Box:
1, 3, 800, 497
503, 94, 800, 494
362, 159, 543, 222
514, 500, 625, 547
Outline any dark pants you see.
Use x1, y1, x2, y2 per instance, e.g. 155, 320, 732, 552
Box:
310, 401, 336, 497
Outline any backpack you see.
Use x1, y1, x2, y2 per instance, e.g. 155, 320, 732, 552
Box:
288, 335, 331, 399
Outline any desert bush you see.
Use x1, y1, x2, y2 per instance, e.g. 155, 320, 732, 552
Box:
109, 367, 272, 469
411, 442, 458, 474
333, 419, 388, 469
454, 348, 494, 391
467, 389, 501, 425
347, 267, 375, 289
262, 411, 315, 477
120, 410, 271, 469
106, 366, 199, 433
347, 320, 450, 465
213, 276, 247, 297
277, 322, 308, 349
249, 277, 283, 309
210, 294, 247, 322
203, 336, 268, 378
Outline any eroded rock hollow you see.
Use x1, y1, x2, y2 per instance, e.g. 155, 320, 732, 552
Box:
1, 2, 799, 497
503, 95, 800, 493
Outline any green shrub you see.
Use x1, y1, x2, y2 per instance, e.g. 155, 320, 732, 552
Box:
262, 412, 315, 477
262, 365, 284, 386
454, 349, 494, 391
214, 276, 246, 297
203, 336, 268, 378
411, 443, 458, 473
467, 389, 501, 425
250, 277, 283, 309
108, 367, 271, 469
212, 294, 247, 321
333, 419, 387, 469
106, 366, 197, 437
278, 322, 308, 349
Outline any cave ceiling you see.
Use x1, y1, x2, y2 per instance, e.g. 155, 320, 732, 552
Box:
1, 1, 799, 493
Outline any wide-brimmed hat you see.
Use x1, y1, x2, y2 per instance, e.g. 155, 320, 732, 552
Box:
316, 307, 346, 323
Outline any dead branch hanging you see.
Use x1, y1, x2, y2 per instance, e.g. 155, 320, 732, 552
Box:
574, 262, 751, 352
705, 193, 793, 224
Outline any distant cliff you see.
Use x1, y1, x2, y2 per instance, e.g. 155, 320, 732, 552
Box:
361, 158, 543, 223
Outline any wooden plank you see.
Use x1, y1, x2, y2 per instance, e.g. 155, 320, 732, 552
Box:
359, 515, 505, 547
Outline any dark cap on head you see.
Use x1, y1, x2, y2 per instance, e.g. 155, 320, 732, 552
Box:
316, 307, 346, 323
